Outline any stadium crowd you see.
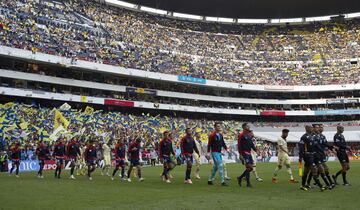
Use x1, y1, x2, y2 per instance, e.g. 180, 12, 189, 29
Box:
0, 0, 360, 86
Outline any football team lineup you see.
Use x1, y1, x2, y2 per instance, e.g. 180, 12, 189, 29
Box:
6, 123, 352, 191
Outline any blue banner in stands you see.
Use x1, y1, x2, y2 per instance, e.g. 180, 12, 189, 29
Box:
177, 75, 206, 84
314, 109, 360, 116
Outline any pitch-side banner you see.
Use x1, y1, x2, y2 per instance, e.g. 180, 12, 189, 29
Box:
7, 160, 57, 172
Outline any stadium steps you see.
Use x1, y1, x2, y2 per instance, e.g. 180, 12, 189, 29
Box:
236, 36, 246, 50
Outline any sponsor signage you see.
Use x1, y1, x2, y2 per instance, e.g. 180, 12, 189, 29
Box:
260, 111, 286, 116
314, 109, 360, 115
326, 98, 359, 104
264, 85, 294, 91
177, 75, 206, 84
7, 160, 57, 172
104, 99, 134, 107
126, 87, 157, 95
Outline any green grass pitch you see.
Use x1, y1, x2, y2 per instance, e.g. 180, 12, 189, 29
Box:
0, 161, 359, 210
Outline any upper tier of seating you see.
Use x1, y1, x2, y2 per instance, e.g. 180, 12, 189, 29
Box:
0, 0, 359, 86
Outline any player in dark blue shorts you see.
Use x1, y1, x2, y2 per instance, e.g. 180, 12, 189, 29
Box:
159, 131, 175, 183
127, 137, 144, 182
112, 138, 126, 180
298, 125, 325, 191
180, 128, 199, 184
9, 141, 21, 178
66, 137, 80, 180
53, 138, 66, 179
237, 124, 256, 188
84, 140, 97, 180
36, 140, 49, 179
333, 125, 351, 186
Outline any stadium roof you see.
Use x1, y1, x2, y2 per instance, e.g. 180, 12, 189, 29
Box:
122, 0, 360, 19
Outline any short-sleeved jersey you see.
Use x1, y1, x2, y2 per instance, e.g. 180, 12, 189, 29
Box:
334, 133, 347, 152
277, 137, 288, 156
102, 144, 111, 158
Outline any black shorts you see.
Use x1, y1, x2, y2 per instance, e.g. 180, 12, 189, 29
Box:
130, 159, 140, 166
243, 154, 254, 165
87, 159, 96, 166
56, 158, 64, 165
314, 153, 325, 165
184, 154, 193, 163
304, 154, 315, 167
69, 157, 77, 163
337, 151, 349, 164
11, 160, 20, 165
116, 159, 125, 167
38, 159, 45, 165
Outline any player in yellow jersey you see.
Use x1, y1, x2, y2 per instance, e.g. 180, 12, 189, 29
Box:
101, 142, 112, 176
249, 131, 263, 182
193, 132, 203, 179
272, 129, 298, 183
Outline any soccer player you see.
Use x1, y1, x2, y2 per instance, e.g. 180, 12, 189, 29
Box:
36, 140, 49, 179
127, 137, 144, 182
298, 125, 325, 191
272, 129, 298, 183
112, 138, 126, 181
84, 139, 97, 180
333, 125, 351, 186
67, 137, 81, 180
193, 132, 203, 179
180, 128, 200, 184
101, 142, 111, 176
159, 131, 175, 183
237, 124, 257, 188
207, 122, 228, 186
249, 130, 263, 182
76, 142, 86, 176
222, 150, 231, 181
318, 124, 336, 188
9, 141, 21, 178
312, 124, 333, 189
168, 132, 177, 179
53, 138, 66, 179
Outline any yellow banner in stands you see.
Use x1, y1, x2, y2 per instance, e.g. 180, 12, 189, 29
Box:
80, 96, 87, 103
135, 88, 145, 94
54, 109, 69, 130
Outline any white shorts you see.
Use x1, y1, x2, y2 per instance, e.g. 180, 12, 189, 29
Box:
251, 152, 257, 166
103, 156, 111, 166
193, 153, 201, 165
278, 154, 290, 166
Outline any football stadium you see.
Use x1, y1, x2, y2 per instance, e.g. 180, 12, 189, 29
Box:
1, 0, 360, 209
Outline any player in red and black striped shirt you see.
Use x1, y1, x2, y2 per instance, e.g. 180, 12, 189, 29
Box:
159, 131, 175, 183
180, 128, 199, 184
237, 123, 257, 188
9, 141, 21, 178
112, 138, 126, 180
84, 140, 97, 180
36, 140, 49, 178
53, 138, 66, 179
127, 137, 144, 182
67, 137, 81, 180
